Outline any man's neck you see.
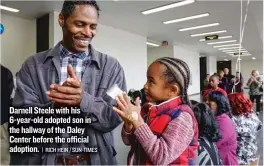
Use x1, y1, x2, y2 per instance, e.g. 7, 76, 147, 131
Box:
61, 41, 89, 54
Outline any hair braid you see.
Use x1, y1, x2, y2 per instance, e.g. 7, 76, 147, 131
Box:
155, 57, 191, 106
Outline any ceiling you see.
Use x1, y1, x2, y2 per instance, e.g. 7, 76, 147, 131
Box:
1, 0, 263, 61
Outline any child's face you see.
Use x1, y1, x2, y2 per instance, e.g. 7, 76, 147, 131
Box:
144, 62, 177, 102
206, 100, 217, 114
209, 76, 219, 89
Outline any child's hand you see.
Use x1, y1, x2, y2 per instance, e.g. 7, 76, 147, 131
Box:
113, 93, 143, 128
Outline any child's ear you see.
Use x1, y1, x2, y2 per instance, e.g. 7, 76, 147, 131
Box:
170, 84, 180, 97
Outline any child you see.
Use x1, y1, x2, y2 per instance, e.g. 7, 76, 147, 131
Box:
228, 93, 262, 165
113, 57, 199, 165
203, 75, 227, 102
192, 102, 223, 165
207, 91, 238, 165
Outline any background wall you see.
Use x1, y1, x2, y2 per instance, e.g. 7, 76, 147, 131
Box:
0, 14, 36, 74
147, 46, 174, 67
231, 59, 263, 86
206, 56, 217, 75
91, 24, 147, 90
49, 11, 62, 48
173, 46, 200, 95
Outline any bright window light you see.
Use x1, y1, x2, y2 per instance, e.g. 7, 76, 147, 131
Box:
164, 13, 209, 24
142, 0, 195, 15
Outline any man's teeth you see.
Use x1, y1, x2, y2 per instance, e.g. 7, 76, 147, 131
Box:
77, 39, 88, 44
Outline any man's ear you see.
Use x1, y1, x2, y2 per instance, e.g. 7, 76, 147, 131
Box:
58, 13, 64, 27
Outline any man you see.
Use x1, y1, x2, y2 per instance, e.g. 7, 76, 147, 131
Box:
223, 68, 235, 94
202, 75, 227, 102
12, 0, 126, 165
1, 65, 14, 165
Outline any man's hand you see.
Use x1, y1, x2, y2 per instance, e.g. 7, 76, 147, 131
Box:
46, 64, 83, 107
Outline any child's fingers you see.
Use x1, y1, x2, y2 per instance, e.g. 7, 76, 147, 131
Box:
123, 93, 131, 104
116, 98, 126, 111
117, 94, 128, 108
113, 107, 125, 117
134, 97, 141, 107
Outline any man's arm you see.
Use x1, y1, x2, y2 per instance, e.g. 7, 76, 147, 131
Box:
80, 62, 127, 133
13, 61, 53, 112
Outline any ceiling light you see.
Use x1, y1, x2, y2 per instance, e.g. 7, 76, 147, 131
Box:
213, 44, 241, 48
222, 48, 246, 52
207, 40, 237, 45
142, 0, 195, 15
164, 13, 209, 24
146, 42, 159, 47
252, 57, 256, 60
179, 23, 219, 32
219, 46, 244, 50
238, 58, 242, 60
240, 53, 252, 56
0, 5, 19, 12
191, 30, 227, 37
229, 53, 251, 56
225, 51, 248, 54
224, 59, 229, 61
199, 35, 232, 41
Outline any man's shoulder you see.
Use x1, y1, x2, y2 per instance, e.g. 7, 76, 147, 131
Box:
93, 49, 122, 69
22, 48, 55, 66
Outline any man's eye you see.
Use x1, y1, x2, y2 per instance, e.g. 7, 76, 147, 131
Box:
75, 23, 83, 27
91, 25, 97, 30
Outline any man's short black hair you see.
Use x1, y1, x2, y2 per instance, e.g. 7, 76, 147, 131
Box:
61, 0, 100, 19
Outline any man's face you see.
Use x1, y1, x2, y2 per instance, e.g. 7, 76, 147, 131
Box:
209, 76, 219, 89
59, 5, 98, 52
224, 68, 229, 75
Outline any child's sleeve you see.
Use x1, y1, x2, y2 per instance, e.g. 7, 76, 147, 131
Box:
133, 112, 194, 165
121, 125, 133, 145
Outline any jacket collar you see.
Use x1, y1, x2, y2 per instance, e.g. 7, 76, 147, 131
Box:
43, 42, 101, 69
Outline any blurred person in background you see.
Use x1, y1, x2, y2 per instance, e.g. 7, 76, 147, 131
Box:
228, 93, 262, 165
218, 70, 228, 92
1, 64, 14, 165
207, 91, 238, 165
247, 70, 262, 116
192, 102, 223, 165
